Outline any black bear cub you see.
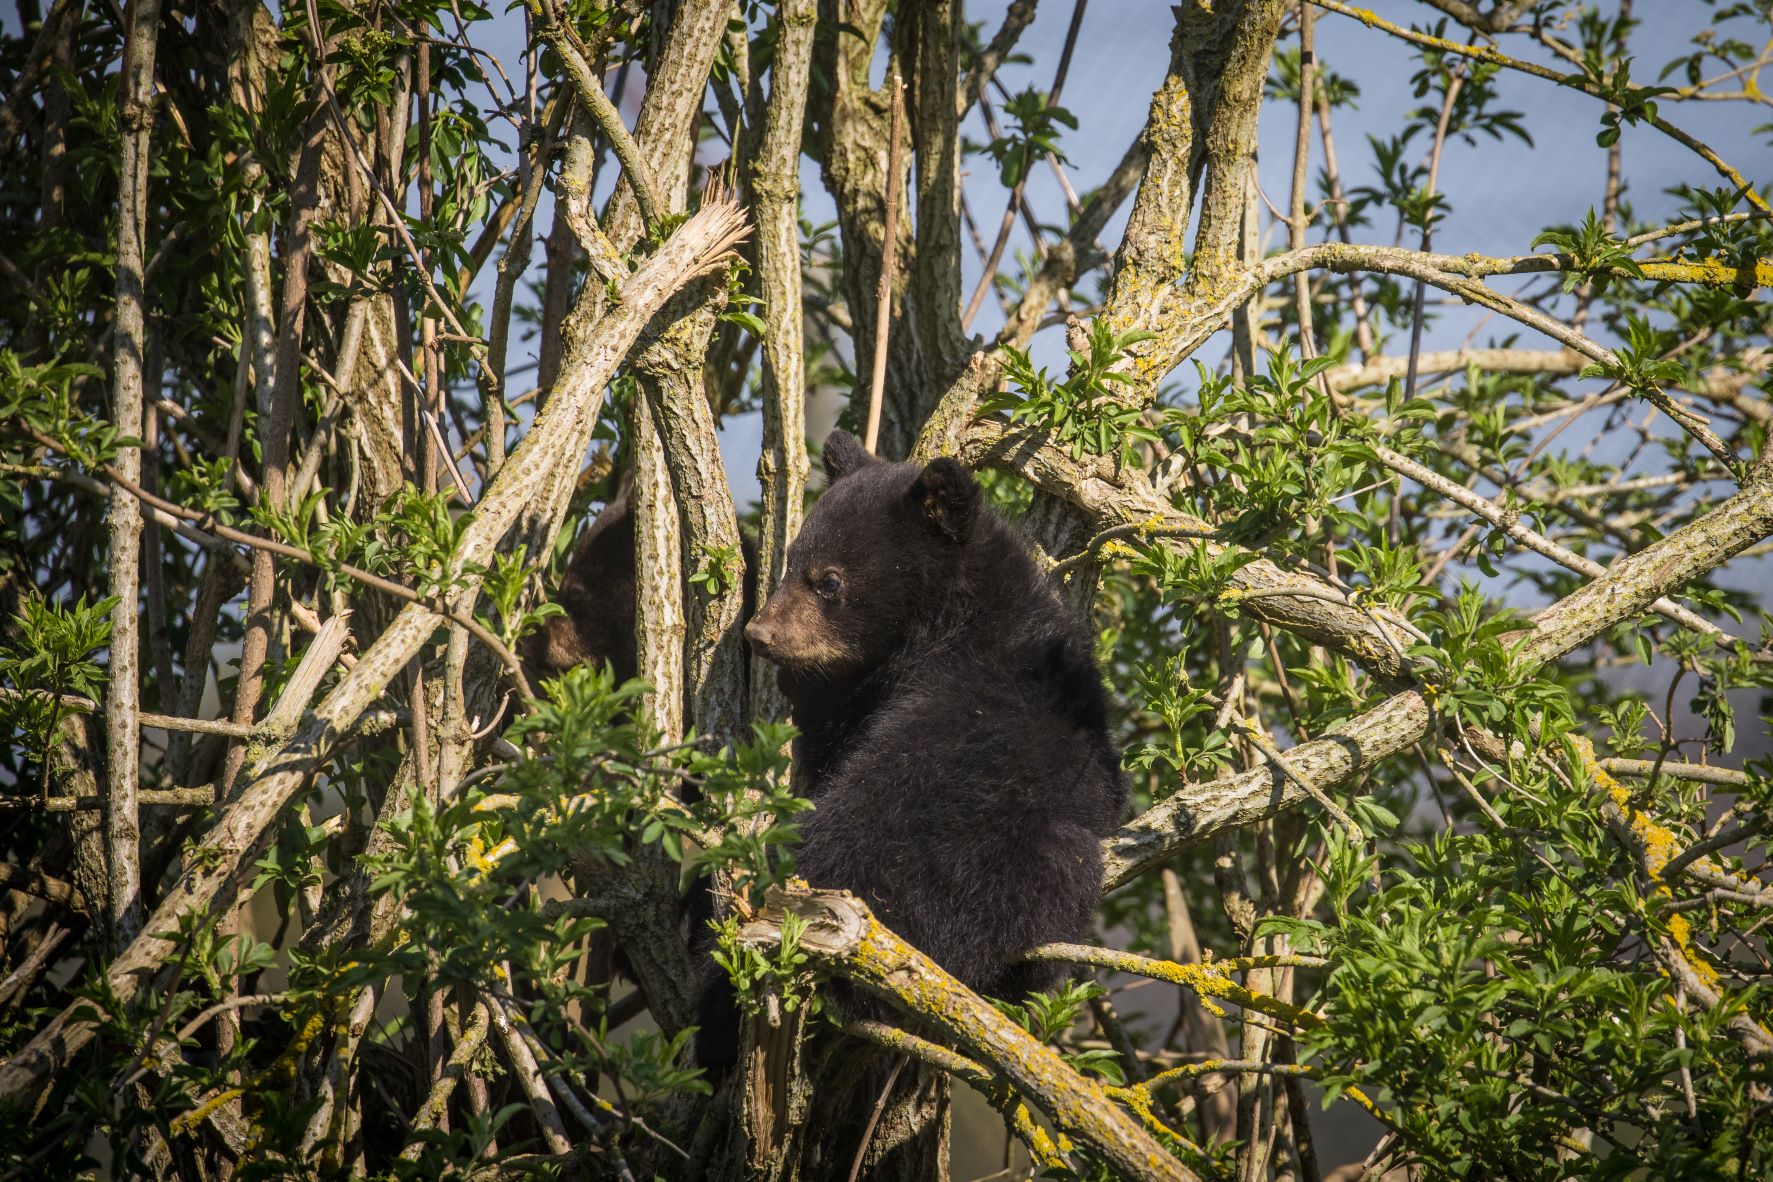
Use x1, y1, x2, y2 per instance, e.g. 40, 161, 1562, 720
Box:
523, 490, 640, 689
720, 429, 1127, 1053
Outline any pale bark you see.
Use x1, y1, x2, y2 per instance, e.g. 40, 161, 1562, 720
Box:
635, 280, 749, 739
748, 0, 816, 717
103, 0, 164, 951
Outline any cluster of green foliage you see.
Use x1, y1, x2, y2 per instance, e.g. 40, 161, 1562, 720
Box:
4, 664, 809, 1178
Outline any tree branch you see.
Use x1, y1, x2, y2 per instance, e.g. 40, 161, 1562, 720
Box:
104, 0, 165, 951
963, 422, 1418, 683
526, 0, 661, 233
740, 886, 1203, 1182
747, 0, 816, 717
1104, 476, 1773, 888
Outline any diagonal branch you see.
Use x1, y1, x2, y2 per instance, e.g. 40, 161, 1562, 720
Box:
526, 0, 661, 233
1311, 0, 1770, 214
963, 422, 1419, 684
741, 885, 1203, 1182
1104, 475, 1773, 888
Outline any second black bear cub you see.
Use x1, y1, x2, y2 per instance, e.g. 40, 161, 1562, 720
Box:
745, 430, 1127, 1005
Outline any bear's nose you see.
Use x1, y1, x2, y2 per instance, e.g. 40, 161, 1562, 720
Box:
744, 617, 775, 653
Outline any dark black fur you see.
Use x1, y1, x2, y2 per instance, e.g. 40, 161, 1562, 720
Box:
699, 430, 1127, 1067
522, 491, 640, 689
525, 492, 757, 690
527, 492, 753, 1019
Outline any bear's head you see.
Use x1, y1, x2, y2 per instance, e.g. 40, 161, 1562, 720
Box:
744, 429, 981, 679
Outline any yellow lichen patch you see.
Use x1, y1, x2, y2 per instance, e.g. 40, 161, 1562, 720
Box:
1099, 539, 1142, 563
1011, 1104, 1069, 1170
1053, 945, 1325, 1031
1640, 257, 1773, 290
465, 831, 498, 876
1572, 736, 1680, 878
1109, 1084, 1198, 1151
1666, 913, 1721, 991
1571, 737, 1736, 1004
1343, 1084, 1392, 1127
169, 1086, 245, 1137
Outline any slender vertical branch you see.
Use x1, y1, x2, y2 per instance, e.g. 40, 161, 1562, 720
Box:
225, 101, 329, 791
960, 0, 1090, 335
748, 0, 815, 717
105, 0, 164, 950
634, 278, 748, 741
138, 349, 176, 710
631, 390, 687, 741
1312, 85, 1375, 357
479, 94, 562, 479
1403, 65, 1464, 400
960, 174, 1024, 333
525, 0, 662, 235
1288, 2, 1318, 358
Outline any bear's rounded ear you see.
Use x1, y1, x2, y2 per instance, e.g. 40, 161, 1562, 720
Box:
821, 429, 877, 483
908, 458, 980, 542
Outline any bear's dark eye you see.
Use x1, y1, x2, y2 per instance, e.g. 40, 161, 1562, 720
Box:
814, 572, 843, 602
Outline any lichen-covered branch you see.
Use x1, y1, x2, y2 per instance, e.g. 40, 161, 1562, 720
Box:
1571, 738, 1773, 1058
1178, 0, 1286, 305
815, 0, 954, 457
740, 885, 1202, 1182
1099, 0, 1283, 397
1105, 476, 1773, 887
1028, 943, 1328, 1030
400, 998, 492, 1154
963, 422, 1417, 683
1102, 238, 1759, 454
